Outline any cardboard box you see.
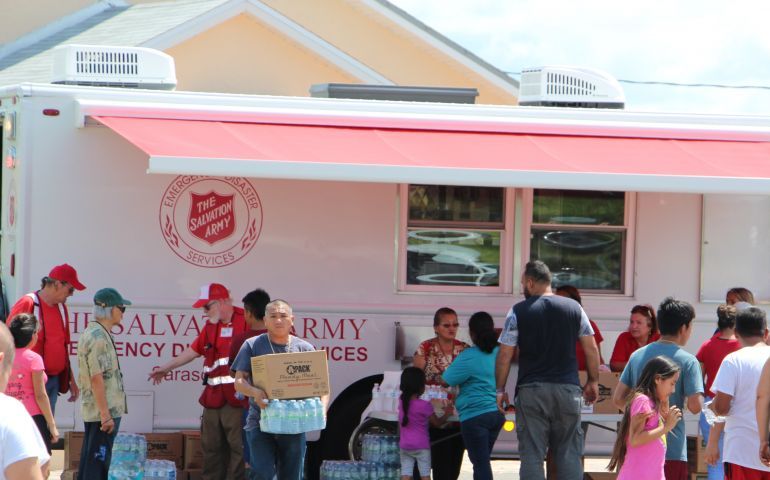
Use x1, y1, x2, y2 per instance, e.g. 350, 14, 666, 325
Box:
182, 430, 203, 470
687, 435, 708, 474
250, 350, 330, 399
584, 473, 617, 480
64, 431, 84, 469
145, 432, 184, 468
578, 371, 621, 414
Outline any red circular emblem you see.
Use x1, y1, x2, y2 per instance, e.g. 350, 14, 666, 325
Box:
159, 176, 262, 268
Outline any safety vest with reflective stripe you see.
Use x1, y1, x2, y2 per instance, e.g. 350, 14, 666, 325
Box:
196, 308, 245, 409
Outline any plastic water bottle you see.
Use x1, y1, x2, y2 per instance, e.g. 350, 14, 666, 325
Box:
314, 397, 325, 430
371, 383, 382, 410
272, 399, 286, 433
289, 400, 302, 434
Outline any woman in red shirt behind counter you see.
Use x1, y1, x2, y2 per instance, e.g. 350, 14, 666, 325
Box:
610, 304, 660, 372
554, 285, 605, 370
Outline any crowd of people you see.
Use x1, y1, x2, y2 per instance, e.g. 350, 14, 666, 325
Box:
2, 261, 770, 480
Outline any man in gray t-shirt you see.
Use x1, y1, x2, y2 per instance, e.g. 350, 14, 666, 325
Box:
232, 300, 317, 480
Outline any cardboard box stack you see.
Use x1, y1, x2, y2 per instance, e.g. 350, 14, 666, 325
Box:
578, 371, 621, 414
63, 430, 200, 477
687, 435, 707, 475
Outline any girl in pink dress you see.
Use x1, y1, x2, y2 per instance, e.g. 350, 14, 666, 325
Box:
608, 355, 683, 480
7, 314, 59, 453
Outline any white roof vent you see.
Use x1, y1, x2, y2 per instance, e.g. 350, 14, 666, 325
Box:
51, 44, 176, 90
518, 66, 624, 109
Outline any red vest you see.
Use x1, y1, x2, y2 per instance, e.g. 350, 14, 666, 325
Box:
7, 293, 70, 376
192, 307, 246, 409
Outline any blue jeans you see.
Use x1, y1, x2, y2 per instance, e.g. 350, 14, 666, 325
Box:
461, 411, 505, 480
45, 375, 59, 414
77, 417, 121, 480
515, 383, 584, 480
245, 428, 305, 480
699, 408, 724, 480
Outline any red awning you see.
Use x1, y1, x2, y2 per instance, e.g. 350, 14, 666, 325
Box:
94, 115, 770, 194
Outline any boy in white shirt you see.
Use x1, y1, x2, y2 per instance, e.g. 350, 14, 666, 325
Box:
710, 307, 770, 479
0, 322, 49, 480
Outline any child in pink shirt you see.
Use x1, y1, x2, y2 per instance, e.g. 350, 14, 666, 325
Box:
7, 314, 59, 452
609, 355, 683, 480
398, 367, 450, 480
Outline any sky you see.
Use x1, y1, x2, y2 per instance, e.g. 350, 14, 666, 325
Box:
389, 0, 770, 116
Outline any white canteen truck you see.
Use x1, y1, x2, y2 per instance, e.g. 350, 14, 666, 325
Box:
2, 81, 770, 472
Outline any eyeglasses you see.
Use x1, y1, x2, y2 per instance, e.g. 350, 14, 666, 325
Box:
203, 301, 218, 312
441, 323, 460, 328
116, 306, 126, 313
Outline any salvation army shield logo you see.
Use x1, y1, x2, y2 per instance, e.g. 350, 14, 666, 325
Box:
159, 176, 263, 268
188, 191, 235, 245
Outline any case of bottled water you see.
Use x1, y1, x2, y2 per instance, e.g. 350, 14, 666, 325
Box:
259, 397, 326, 434
320, 460, 399, 480
360, 434, 399, 467
143, 459, 177, 480
108, 433, 147, 480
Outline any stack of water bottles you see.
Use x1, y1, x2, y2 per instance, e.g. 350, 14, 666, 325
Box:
259, 397, 325, 434
143, 460, 177, 480
109, 433, 147, 480
319, 460, 399, 480
361, 434, 399, 465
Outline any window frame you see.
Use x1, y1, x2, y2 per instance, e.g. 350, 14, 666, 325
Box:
396, 184, 514, 294
522, 189, 637, 296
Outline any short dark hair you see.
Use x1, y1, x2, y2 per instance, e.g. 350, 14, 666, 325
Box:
468, 311, 498, 353
716, 304, 737, 331
8, 314, 37, 348
657, 297, 695, 336
524, 260, 551, 284
433, 307, 457, 327
242, 288, 271, 320
735, 307, 767, 338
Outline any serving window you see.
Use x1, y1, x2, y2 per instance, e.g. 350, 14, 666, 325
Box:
528, 189, 634, 294
398, 185, 634, 295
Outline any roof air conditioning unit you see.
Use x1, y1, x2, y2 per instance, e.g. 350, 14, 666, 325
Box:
51, 44, 177, 90
518, 66, 624, 109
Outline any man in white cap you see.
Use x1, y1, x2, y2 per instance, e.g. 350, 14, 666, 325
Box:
149, 283, 246, 480
6, 263, 85, 412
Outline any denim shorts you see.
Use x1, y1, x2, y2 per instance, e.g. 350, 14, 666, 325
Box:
400, 448, 431, 477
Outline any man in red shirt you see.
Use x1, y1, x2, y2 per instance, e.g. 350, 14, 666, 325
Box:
6, 263, 85, 413
149, 284, 246, 480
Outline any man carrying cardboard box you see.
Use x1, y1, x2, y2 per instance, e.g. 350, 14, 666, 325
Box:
149, 284, 246, 480
232, 299, 320, 480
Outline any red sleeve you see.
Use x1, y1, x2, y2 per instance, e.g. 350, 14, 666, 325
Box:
6, 296, 34, 324
415, 339, 431, 358
610, 332, 631, 364
590, 320, 604, 344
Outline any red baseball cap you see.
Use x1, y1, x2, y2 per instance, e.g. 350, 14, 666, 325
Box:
193, 283, 230, 308
48, 264, 86, 290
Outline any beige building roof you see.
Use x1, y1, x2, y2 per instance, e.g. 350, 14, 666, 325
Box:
0, 0, 518, 104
